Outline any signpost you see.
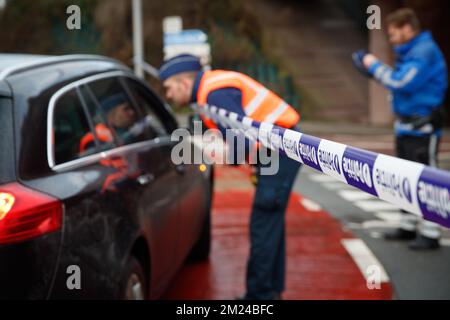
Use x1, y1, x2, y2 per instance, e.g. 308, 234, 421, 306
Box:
132, 0, 144, 78
162, 16, 211, 68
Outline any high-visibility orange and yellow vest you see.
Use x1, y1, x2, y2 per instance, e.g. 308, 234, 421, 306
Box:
79, 124, 133, 193
197, 70, 300, 129
79, 123, 114, 153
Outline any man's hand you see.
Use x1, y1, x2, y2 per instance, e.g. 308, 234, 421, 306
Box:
363, 53, 378, 69
351, 49, 374, 78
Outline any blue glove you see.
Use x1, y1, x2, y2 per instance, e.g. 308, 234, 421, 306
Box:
352, 49, 372, 78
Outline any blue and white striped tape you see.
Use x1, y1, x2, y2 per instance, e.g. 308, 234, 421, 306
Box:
196, 104, 450, 229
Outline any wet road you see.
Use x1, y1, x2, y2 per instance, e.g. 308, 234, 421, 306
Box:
162, 165, 392, 300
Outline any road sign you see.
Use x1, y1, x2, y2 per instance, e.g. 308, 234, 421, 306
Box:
163, 16, 182, 34
163, 28, 211, 66
164, 29, 208, 46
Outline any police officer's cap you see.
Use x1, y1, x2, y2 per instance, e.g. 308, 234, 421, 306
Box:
100, 93, 127, 114
159, 54, 202, 81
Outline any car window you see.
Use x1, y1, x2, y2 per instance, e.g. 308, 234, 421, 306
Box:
78, 84, 117, 152
86, 77, 148, 146
53, 89, 94, 165
124, 79, 169, 138
0, 97, 15, 183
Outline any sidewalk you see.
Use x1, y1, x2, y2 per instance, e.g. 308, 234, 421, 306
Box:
162, 165, 392, 299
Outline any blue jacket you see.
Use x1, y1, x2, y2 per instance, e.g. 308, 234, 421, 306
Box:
368, 31, 448, 136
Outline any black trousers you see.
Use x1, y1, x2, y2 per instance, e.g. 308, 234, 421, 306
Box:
395, 134, 440, 166
245, 152, 301, 299
395, 134, 441, 238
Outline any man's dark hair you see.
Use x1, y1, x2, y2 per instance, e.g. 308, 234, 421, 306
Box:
386, 8, 421, 31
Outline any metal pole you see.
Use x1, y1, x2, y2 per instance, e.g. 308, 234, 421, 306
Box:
132, 0, 144, 78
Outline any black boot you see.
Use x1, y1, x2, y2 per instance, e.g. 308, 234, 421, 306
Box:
408, 234, 440, 250
384, 228, 416, 241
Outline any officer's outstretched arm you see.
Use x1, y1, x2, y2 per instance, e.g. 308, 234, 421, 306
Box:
367, 57, 428, 93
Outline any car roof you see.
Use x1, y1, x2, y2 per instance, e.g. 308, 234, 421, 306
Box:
0, 54, 52, 71
0, 53, 128, 80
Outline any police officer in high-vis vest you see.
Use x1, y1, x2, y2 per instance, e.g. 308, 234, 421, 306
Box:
159, 54, 302, 299
352, 8, 448, 250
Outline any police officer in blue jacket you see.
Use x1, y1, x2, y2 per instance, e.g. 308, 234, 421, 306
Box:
352, 8, 448, 250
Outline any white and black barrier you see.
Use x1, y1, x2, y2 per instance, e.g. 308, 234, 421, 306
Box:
194, 104, 450, 229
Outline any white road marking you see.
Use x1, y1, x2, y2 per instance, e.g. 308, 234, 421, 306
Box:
370, 231, 383, 239
346, 220, 399, 230
300, 198, 322, 212
375, 211, 403, 223
355, 200, 400, 212
338, 190, 375, 201
309, 174, 337, 183
341, 239, 390, 283
345, 222, 364, 230
362, 220, 399, 229
323, 181, 349, 190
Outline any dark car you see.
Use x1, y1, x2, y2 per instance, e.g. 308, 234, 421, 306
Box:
0, 54, 213, 299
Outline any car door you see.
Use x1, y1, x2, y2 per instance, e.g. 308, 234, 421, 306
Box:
87, 75, 181, 293
41, 85, 142, 298
124, 78, 208, 263
119, 77, 185, 293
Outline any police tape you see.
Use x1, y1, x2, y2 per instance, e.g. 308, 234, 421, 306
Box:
195, 104, 450, 229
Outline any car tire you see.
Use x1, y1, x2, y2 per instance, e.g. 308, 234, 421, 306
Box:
122, 256, 147, 300
188, 180, 212, 262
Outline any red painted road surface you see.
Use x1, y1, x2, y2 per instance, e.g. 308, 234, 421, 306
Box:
163, 166, 393, 300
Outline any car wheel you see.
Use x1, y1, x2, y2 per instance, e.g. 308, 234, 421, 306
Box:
122, 256, 147, 300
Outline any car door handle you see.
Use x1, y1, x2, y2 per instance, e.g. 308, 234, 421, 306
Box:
175, 164, 186, 175
136, 173, 154, 185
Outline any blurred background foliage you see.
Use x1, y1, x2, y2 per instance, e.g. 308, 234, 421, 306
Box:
0, 0, 448, 120
0, 0, 265, 73
0, 0, 300, 110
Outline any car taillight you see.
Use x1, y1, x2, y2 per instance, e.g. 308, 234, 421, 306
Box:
0, 183, 62, 245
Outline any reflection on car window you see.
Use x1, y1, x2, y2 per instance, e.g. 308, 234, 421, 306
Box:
86, 77, 148, 147
53, 89, 93, 165
125, 79, 168, 138
78, 85, 116, 153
